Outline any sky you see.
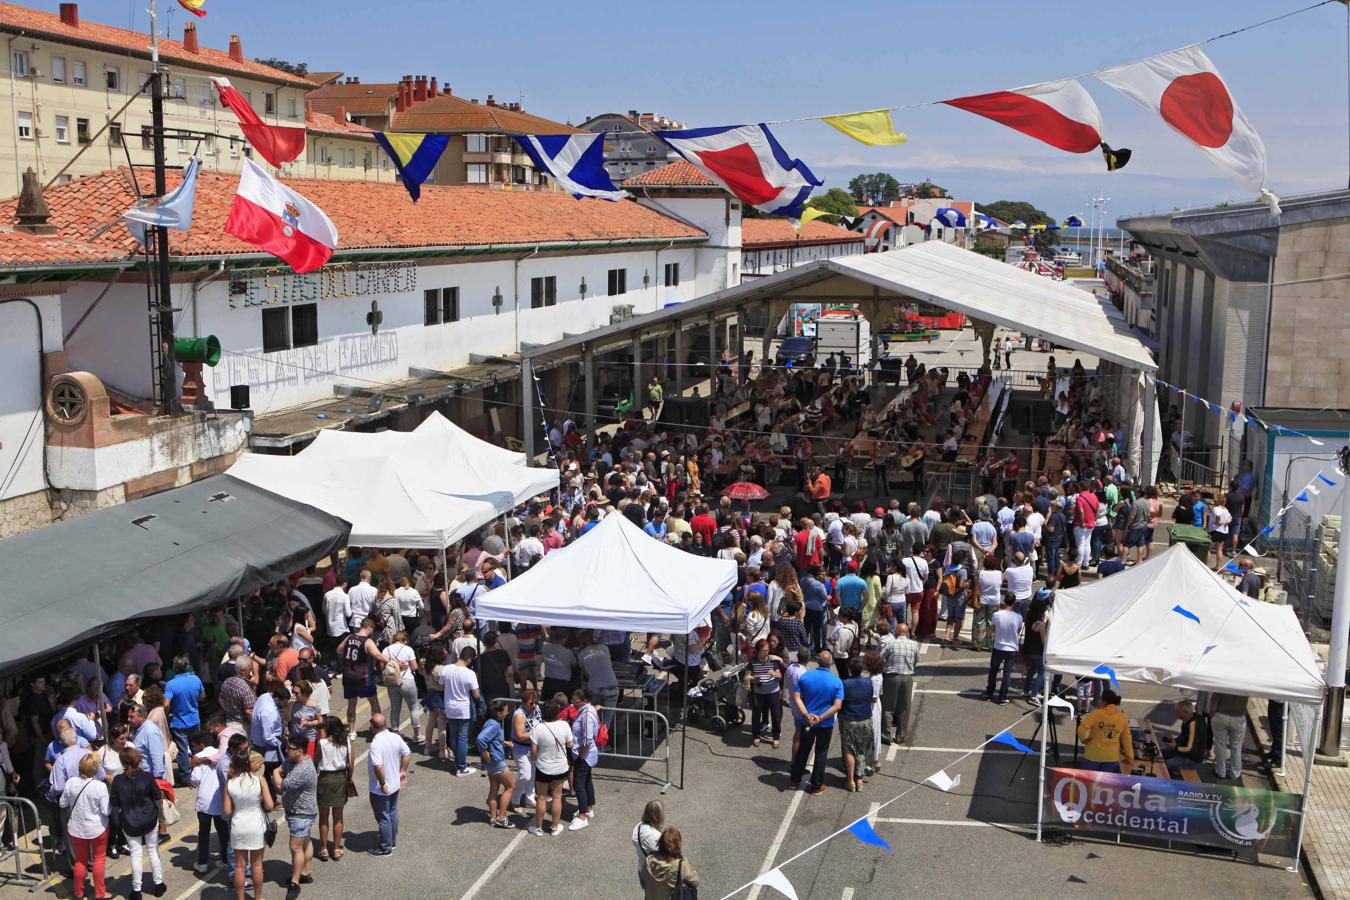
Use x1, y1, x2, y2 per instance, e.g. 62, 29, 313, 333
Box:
40, 0, 1350, 220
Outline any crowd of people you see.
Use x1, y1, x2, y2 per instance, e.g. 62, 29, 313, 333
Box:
4, 340, 1279, 900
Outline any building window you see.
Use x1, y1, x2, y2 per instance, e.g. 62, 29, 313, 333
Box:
263, 304, 319, 351
466, 133, 488, 153
72, 61, 86, 86
607, 268, 626, 296
243, 142, 253, 159
264, 92, 275, 115
16, 111, 31, 140
177, 134, 187, 153
466, 163, 487, 183
287, 96, 297, 118
141, 125, 154, 150
172, 78, 185, 101
54, 115, 69, 143
11, 50, 27, 78
203, 133, 215, 153
347, 149, 355, 167
291, 304, 318, 347
104, 66, 119, 91
76, 117, 90, 143
363, 150, 371, 170
201, 81, 214, 107
108, 121, 122, 145
424, 287, 459, 325
229, 137, 239, 158
663, 262, 680, 287
530, 276, 557, 309
50, 56, 65, 83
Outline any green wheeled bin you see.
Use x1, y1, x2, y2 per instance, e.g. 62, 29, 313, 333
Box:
1169, 524, 1212, 562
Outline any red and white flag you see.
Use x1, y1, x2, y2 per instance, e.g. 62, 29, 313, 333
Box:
942, 79, 1104, 154
1094, 46, 1265, 191
225, 159, 338, 274
212, 77, 305, 168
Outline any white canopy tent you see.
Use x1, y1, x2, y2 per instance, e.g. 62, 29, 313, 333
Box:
1038, 544, 1325, 860
471, 512, 737, 633
1045, 545, 1324, 705
227, 452, 493, 549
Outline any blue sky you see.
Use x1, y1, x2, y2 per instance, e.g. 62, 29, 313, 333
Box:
45, 0, 1350, 219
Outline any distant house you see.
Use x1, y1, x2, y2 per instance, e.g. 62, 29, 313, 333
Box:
578, 110, 684, 183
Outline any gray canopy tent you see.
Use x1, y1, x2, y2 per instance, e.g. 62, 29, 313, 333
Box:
0, 474, 351, 678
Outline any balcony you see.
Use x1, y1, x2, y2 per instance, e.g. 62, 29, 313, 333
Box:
511, 152, 533, 167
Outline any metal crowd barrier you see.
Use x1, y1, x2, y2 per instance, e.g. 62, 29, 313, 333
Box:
0, 796, 50, 891
493, 698, 672, 793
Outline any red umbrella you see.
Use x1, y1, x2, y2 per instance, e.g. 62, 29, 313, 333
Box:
722, 481, 770, 502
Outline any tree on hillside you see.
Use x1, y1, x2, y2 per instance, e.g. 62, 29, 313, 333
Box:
978, 200, 1053, 227
805, 188, 858, 219
848, 172, 901, 205
255, 58, 309, 76
905, 181, 948, 199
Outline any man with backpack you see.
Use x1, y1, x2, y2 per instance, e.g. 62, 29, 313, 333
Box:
340, 618, 389, 733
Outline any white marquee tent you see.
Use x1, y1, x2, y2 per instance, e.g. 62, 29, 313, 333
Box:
471, 512, 737, 634
1044, 544, 1324, 705
227, 412, 557, 549
1039, 544, 1325, 858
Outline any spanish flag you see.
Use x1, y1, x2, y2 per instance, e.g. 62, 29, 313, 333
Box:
372, 132, 451, 203
177, 0, 206, 17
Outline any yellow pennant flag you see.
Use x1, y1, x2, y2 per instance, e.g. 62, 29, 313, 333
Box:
796, 206, 838, 232
821, 109, 908, 146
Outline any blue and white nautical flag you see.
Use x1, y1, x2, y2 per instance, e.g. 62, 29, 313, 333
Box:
934, 206, 967, 228
124, 155, 200, 243
511, 133, 629, 201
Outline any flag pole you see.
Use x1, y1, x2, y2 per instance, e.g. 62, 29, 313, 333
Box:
148, 0, 179, 415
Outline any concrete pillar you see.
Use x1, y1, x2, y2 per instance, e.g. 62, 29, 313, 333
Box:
521, 360, 536, 463
674, 323, 686, 395
761, 300, 773, 362
583, 344, 597, 433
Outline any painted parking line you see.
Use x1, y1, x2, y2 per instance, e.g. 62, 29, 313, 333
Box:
460, 829, 529, 900
746, 788, 805, 900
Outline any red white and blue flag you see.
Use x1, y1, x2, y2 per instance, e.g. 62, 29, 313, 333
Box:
225, 159, 338, 274
652, 124, 822, 218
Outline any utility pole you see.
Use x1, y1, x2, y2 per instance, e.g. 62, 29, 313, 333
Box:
148, 0, 178, 415
1317, 444, 1350, 758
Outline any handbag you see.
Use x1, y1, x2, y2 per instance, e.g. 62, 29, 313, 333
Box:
160, 797, 181, 827
264, 815, 278, 848
344, 739, 359, 798
671, 861, 698, 900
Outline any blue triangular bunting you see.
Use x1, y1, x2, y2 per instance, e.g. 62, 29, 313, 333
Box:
1091, 663, 1120, 691
991, 730, 1036, 754
1171, 604, 1201, 625
846, 818, 893, 851
1318, 473, 1338, 487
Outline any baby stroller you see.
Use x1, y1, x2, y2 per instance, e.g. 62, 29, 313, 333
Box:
685, 662, 747, 734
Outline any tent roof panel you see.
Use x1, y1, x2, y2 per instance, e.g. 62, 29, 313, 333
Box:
472, 513, 736, 634
0, 475, 350, 677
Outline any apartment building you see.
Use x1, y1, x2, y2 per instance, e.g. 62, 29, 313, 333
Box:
0, 2, 322, 196
302, 103, 394, 183
740, 219, 865, 276
308, 74, 578, 189
578, 110, 684, 183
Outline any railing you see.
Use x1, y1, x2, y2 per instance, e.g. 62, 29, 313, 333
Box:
1268, 506, 1328, 639
0, 796, 50, 891
493, 698, 672, 793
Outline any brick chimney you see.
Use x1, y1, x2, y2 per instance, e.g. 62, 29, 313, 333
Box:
15, 169, 56, 236
413, 76, 427, 103
227, 35, 244, 63
59, 2, 78, 27
428, 77, 437, 98
334, 105, 347, 124
182, 21, 199, 53
486, 94, 495, 107
441, 79, 451, 96
304, 98, 313, 121
396, 81, 407, 113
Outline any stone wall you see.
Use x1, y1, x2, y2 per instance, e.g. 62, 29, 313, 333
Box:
1267, 219, 1350, 407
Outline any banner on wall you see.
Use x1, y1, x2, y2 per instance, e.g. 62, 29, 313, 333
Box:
1043, 767, 1301, 857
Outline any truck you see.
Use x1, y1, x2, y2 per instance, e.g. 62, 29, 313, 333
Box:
814, 316, 872, 368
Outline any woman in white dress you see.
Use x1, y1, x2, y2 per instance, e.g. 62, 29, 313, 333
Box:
222, 750, 273, 900
865, 651, 885, 775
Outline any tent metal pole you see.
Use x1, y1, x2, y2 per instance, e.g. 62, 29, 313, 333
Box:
501, 513, 514, 579
1036, 671, 1051, 843
679, 659, 692, 790
1289, 702, 1322, 872
93, 641, 109, 742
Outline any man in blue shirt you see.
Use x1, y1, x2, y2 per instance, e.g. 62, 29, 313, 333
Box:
249, 684, 289, 783
789, 652, 844, 794
800, 566, 830, 653
164, 654, 205, 786
835, 562, 868, 613
128, 703, 167, 780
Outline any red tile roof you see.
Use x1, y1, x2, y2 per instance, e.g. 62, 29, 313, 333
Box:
307, 82, 398, 118
390, 94, 579, 135
305, 109, 373, 140
741, 219, 865, 248
304, 71, 344, 87
0, 228, 126, 269
0, 2, 313, 89
7, 169, 705, 260
857, 205, 906, 225
622, 161, 718, 188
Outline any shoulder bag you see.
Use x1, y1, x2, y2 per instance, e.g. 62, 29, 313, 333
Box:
671, 860, 698, 900
344, 738, 358, 798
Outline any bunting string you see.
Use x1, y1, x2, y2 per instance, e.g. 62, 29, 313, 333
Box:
1150, 375, 1330, 446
